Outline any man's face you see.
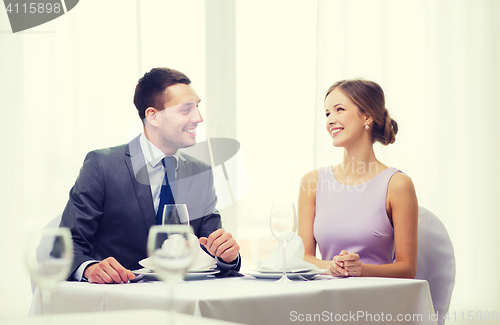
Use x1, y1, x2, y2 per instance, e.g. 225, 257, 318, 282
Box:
155, 83, 202, 154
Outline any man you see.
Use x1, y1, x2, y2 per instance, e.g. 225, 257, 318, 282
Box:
60, 68, 240, 284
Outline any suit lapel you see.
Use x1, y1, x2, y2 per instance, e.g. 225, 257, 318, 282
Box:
125, 135, 156, 227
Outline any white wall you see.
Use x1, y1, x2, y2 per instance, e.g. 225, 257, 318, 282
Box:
0, 0, 141, 315
233, 0, 317, 269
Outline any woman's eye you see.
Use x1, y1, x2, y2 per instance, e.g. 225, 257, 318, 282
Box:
337, 107, 344, 112
325, 112, 330, 117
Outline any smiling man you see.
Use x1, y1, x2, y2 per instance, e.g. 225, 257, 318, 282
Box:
60, 68, 241, 283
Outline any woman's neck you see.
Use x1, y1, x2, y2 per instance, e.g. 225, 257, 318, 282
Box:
338, 145, 380, 178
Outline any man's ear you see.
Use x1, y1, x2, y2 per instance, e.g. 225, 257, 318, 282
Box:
145, 107, 159, 127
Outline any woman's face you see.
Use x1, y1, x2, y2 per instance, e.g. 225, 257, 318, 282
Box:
324, 87, 368, 148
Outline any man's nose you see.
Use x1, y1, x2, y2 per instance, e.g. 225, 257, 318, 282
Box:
194, 108, 203, 123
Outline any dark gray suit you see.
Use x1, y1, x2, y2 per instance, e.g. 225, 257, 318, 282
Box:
60, 135, 239, 279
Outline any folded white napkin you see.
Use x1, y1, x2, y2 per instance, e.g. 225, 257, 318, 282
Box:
257, 236, 317, 272
139, 234, 217, 272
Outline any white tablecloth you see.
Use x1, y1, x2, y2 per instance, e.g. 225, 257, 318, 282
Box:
4, 309, 243, 325
30, 277, 438, 325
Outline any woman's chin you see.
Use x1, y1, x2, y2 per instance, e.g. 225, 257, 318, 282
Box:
331, 140, 343, 148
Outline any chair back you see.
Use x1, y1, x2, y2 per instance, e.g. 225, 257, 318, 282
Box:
415, 207, 456, 325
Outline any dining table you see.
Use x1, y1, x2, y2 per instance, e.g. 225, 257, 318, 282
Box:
6, 309, 244, 325
29, 274, 438, 325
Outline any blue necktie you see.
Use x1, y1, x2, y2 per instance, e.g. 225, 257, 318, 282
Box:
156, 157, 176, 225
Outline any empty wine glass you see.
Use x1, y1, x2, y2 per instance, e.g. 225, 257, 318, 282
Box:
162, 204, 189, 225
270, 201, 297, 284
147, 225, 196, 324
25, 227, 73, 315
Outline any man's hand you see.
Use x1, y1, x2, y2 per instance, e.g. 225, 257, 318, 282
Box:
84, 257, 135, 284
199, 229, 239, 263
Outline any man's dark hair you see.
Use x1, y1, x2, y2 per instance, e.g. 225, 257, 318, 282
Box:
133, 67, 191, 121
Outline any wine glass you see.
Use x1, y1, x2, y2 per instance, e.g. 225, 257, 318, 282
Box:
25, 227, 73, 315
270, 201, 297, 284
147, 225, 196, 324
162, 204, 190, 225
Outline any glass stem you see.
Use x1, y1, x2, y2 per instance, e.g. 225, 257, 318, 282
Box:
282, 241, 287, 278
40, 286, 52, 316
168, 281, 176, 324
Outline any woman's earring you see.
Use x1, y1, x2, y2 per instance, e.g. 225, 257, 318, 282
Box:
365, 125, 370, 130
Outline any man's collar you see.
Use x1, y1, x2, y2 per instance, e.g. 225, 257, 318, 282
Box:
139, 133, 179, 169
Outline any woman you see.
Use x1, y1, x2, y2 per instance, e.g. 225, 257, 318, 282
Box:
298, 79, 418, 278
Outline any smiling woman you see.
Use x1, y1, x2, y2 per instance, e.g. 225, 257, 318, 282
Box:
298, 79, 419, 279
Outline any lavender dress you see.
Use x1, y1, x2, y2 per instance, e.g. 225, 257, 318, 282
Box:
313, 166, 400, 265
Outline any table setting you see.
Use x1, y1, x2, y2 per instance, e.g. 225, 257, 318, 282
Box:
133, 232, 220, 281
121, 201, 329, 284
26, 202, 438, 324
241, 201, 325, 281
130, 202, 328, 283
245, 236, 327, 280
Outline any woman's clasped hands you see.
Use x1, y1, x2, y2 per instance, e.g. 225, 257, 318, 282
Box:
330, 250, 362, 277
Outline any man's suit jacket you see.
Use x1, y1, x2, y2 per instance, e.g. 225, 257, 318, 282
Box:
60, 135, 239, 279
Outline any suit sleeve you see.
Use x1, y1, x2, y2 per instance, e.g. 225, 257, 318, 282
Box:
60, 151, 105, 280
199, 166, 241, 271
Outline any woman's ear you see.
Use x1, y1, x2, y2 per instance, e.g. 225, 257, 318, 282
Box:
145, 107, 159, 127
365, 114, 374, 127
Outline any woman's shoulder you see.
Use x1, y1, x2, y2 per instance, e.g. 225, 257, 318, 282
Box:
299, 169, 320, 194
300, 165, 334, 181
388, 170, 415, 193
301, 168, 319, 182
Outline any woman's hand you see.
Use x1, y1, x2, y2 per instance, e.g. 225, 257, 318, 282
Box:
330, 250, 362, 277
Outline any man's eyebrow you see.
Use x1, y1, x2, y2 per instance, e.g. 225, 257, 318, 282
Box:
177, 101, 196, 109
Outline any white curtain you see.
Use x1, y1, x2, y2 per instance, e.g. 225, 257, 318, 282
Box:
233, 0, 318, 270
315, 0, 500, 314
0, 0, 206, 316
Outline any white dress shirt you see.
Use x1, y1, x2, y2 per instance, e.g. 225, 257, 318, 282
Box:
139, 133, 180, 215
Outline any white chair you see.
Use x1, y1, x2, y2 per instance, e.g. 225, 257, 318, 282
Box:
31, 213, 63, 294
415, 207, 456, 325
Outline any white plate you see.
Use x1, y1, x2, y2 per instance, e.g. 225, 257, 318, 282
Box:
184, 270, 219, 280
244, 269, 326, 280
139, 257, 217, 272
253, 267, 316, 274
133, 268, 219, 281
